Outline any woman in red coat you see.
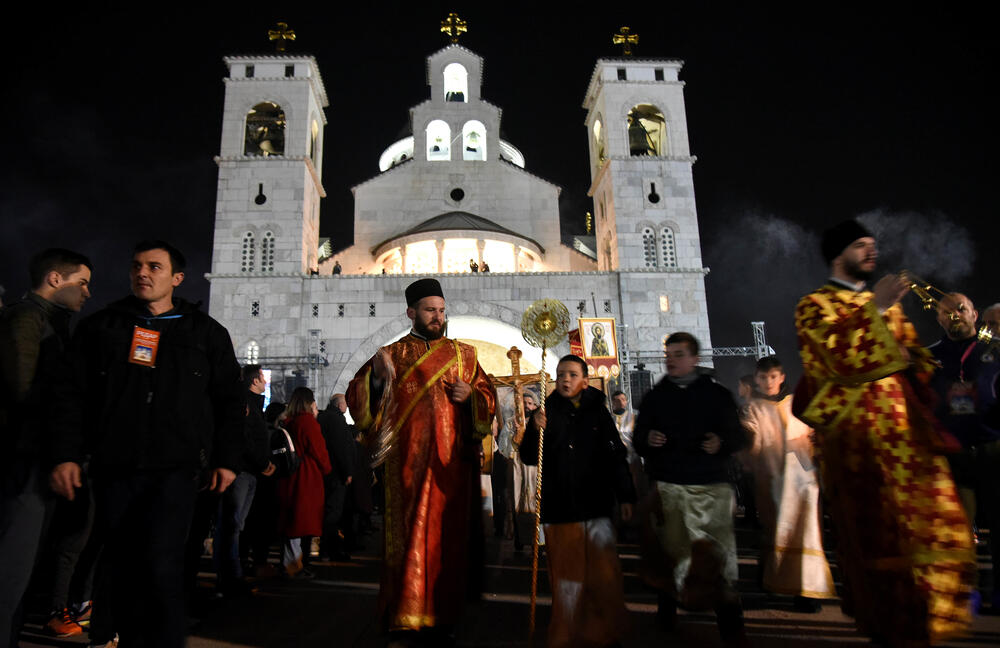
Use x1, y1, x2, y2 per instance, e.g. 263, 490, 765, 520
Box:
277, 387, 332, 577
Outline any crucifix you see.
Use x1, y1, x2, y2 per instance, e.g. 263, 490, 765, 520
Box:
612, 26, 639, 57
491, 346, 547, 447
268, 22, 296, 52
440, 12, 468, 44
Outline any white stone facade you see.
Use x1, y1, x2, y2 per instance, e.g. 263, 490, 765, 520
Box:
207, 47, 713, 401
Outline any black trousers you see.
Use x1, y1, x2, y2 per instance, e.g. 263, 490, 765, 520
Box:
94, 470, 199, 648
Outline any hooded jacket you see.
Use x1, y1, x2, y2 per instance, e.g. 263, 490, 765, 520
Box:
49, 295, 244, 477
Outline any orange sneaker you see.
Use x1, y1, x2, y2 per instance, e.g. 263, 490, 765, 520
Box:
46, 608, 83, 637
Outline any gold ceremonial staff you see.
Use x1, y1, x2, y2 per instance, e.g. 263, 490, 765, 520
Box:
518, 299, 570, 638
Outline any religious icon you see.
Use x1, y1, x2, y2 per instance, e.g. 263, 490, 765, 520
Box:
579, 317, 617, 360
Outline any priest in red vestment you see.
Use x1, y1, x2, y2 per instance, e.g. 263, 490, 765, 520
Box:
347, 278, 496, 645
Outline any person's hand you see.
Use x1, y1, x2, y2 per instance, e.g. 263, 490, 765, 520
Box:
50, 462, 82, 501
702, 432, 722, 455
209, 468, 237, 493
647, 429, 667, 447
532, 408, 547, 430
872, 274, 909, 311
445, 379, 472, 403
373, 349, 392, 382
261, 462, 276, 477
620, 502, 634, 522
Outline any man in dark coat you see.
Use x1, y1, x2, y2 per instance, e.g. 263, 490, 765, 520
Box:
48, 240, 244, 648
0, 248, 91, 646
317, 393, 356, 560
633, 332, 747, 647
213, 364, 275, 595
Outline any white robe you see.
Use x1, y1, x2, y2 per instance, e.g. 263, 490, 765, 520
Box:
742, 395, 835, 598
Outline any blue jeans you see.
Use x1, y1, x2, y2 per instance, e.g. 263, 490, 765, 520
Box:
213, 472, 256, 584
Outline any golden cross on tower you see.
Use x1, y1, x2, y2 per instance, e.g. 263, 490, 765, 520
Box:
613, 26, 639, 57
268, 22, 296, 52
440, 12, 468, 44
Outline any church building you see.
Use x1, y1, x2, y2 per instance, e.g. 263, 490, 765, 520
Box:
206, 27, 712, 400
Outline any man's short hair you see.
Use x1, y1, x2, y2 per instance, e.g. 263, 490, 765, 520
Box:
558, 354, 588, 376
133, 240, 186, 274
755, 355, 784, 373
664, 331, 700, 356
611, 390, 626, 399
240, 364, 263, 389
738, 374, 755, 388
28, 248, 93, 289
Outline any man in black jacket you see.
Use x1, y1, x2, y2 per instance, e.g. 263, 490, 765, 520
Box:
633, 332, 747, 647
48, 241, 243, 648
0, 248, 91, 647
213, 364, 275, 595
317, 393, 355, 560
928, 292, 1000, 611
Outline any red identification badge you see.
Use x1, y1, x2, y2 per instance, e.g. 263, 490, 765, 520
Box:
129, 326, 161, 367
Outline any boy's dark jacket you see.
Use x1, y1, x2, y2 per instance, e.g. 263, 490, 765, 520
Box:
48, 296, 244, 477
519, 386, 636, 524
633, 373, 742, 485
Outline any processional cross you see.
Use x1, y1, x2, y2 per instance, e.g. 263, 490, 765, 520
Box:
440, 12, 468, 44
268, 22, 296, 52
613, 26, 639, 56
491, 347, 546, 447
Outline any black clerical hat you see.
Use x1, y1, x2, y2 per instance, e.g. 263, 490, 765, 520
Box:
821, 220, 872, 264
405, 278, 444, 307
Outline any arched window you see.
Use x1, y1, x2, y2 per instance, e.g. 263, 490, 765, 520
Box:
443, 63, 468, 102
261, 231, 276, 272
642, 227, 656, 267
244, 102, 286, 156
241, 232, 256, 272
245, 340, 260, 364
309, 118, 320, 167
660, 227, 677, 267
426, 120, 451, 161
627, 104, 667, 157
463, 120, 486, 161
592, 116, 606, 167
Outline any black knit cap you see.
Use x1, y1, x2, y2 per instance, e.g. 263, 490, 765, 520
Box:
405, 278, 444, 307
821, 219, 873, 264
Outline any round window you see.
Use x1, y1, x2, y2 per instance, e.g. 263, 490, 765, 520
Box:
450, 188, 465, 202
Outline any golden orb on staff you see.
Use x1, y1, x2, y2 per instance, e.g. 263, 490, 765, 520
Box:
519, 298, 570, 637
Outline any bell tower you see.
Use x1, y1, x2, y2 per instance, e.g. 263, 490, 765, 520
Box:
582, 31, 713, 357
210, 49, 328, 276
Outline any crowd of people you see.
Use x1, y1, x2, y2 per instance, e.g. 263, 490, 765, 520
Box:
2, 221, 998, 648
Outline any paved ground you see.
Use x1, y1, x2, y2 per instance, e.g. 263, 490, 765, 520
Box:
18, 523, 1000, 647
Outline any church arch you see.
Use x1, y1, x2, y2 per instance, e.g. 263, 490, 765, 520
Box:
426, 120, 451, 161
462, 120, 486, 161
331, 307, 567, 394
626, 103, 667, 157
244, 101, 286, 156
443, 63, 469, 102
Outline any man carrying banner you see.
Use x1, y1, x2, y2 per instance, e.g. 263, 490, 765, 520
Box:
347, 278, 496, 647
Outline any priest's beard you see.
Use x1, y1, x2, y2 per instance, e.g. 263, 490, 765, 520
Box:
414, 318, 446, 340
842, 257, 875, 282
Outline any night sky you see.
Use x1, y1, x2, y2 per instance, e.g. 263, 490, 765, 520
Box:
3, 4, 995, 385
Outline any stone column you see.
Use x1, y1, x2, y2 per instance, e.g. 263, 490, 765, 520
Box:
477, 239, 485, 268
436, 239, 445, 273
400, 246, 408, 274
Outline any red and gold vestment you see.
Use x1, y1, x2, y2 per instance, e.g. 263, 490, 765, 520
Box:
795, 283, 974, 645
347, 333, 496, 631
